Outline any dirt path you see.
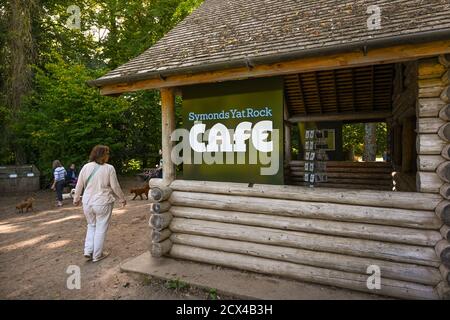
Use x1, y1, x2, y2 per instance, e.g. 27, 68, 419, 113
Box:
0, 176, 210, 300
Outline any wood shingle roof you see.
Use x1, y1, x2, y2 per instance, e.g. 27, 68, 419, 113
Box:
91, 0, 450, 87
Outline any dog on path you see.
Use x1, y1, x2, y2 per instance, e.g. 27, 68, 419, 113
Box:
16, 197, 35, 213
130, 184, 150, 200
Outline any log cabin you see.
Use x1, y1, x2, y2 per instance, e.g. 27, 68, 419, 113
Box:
89, 0, 450, 299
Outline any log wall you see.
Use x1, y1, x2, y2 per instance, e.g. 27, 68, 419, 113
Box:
288, 161, 394, 191
160, 179, 446, 299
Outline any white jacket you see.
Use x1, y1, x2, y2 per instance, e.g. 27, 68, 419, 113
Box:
74, 162, 125, 206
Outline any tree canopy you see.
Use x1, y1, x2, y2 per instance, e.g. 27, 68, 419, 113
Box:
1, 0, 203, 181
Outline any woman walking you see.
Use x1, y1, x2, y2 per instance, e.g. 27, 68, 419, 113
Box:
73, 145, 126, 262
51, 160, 66, 207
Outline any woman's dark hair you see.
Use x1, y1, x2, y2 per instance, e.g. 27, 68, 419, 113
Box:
89, 145, 110, 164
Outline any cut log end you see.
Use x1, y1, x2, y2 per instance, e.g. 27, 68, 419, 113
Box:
435, 240, 450, 268
437, 281, 450, 300
438, 123, 450, 142
150, 201, 171, 214
439, 104, 450, 121
441, 86, 450, 103
436, 201, 450, 226
440, 184, 450, 200
442, 145, 450, 160
150, 186, 173, 202
151, 239, 173, 258
436, 162, 450, 183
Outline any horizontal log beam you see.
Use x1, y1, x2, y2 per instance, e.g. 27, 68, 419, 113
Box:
170, 244, 439, 299
417, 118, 446, 134
417, 155, 445, 172
170, 218, 440, 267
416, 172, 444, 193
169, 206, 441, 246
417, 98, 447, 118
169, 180, 441, 211
170, 233, 441, 285
418, 58, 446, 79
169, 191, 441, 229
98, 40, 450, 95
416, 134, 447, 155
288, 111, 391, 123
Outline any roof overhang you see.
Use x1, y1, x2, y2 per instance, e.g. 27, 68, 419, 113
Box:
89, 29, 450, 96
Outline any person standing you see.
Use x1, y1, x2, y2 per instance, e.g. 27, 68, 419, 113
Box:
73, 145, 126, 262
51, 160, 66, 207
66, 163, 78, 188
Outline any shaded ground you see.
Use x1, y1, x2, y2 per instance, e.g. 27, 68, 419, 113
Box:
0, 176, 227, 300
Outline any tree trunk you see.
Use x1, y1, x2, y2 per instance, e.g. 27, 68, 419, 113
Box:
5, 0, 36, 165
363, 123, 377, 161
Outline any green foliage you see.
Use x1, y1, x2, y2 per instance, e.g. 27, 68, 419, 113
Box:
207, 288, 218, 300
342, 122, 387, 158
165, 278, 189, 291
16, 54, 130, 181
0, 0, 203, 181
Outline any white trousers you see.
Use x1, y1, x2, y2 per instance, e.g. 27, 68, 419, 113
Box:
83, 203, 113, 260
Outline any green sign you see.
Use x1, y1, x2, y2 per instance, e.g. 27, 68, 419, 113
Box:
181, 77, 284, 184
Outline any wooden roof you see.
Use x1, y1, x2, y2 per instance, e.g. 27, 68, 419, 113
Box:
91, 0, 450, 88
284, 64, 394, 120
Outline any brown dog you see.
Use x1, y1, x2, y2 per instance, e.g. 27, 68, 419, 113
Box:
130, 184, 150, 200
16, 197, 35, 213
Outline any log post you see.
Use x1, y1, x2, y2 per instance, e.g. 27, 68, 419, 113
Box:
149, 212, 173, 231
151, 239, 172, 258
436, 240, 450, 268
436, 162, 450, 183
150, 201, 171, 214
160, 87, 176, 184
436, 200, 450, 225
402, 117, 415, 172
